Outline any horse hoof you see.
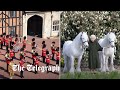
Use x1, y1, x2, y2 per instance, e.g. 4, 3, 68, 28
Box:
69, 68, 74, 74
100, 69, 106, 72
101, 70, 106, 72
76, 68, 81, 72
106, 69, 110, 72
63, 68, 68, 73
111, 68, 115, 71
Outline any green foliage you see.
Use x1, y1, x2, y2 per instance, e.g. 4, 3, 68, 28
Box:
60, 11, 120, 66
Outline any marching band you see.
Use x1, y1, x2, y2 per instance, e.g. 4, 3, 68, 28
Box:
0, 34, 59, 79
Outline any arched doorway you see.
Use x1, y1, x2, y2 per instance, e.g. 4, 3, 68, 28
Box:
27, 15, 43, 38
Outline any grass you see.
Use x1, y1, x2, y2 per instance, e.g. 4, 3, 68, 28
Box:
60, 71, 120, 79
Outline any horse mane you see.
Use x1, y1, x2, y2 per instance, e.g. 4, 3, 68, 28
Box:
72, 32, 87, 48
100, 32, 116, 47
73, 32, 83, 43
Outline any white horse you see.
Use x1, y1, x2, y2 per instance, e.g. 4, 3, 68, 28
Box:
63, 32, 89, 73
98, 32, 117, 72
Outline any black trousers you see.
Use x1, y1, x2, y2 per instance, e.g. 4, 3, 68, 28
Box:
10, 41, 12, 48
34, 65, 38, 74
23, 45, 26, 49
56, 60, 59, 65
33, 59, 34, 65
6, 45, 9, 52
46, 63, 49, 73
10, 57, 14, 61
52, 53, 55, 60
0, 43, 3, 49
43, 56, 46, 63
20, 70, 24, 78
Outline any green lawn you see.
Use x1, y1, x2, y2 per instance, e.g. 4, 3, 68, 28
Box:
60, 71, 120, 79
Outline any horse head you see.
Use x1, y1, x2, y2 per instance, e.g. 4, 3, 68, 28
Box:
107, 32, 116, 47
80, 32, 89, 48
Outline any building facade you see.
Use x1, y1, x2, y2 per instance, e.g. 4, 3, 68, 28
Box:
0, 11, 61, 38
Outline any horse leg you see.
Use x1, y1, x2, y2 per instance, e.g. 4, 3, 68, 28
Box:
69, 56, 74, 73
105, 56, 109, 72
68, 57, 71, 72
101, 55, 106, 72
110, 55, 115, 71
76, 55, 82, 72
63, 55, 68, 73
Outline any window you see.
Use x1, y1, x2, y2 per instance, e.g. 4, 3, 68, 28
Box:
9, 26, 16, 36
10, 11, 16, 17
52, 20, 59, 31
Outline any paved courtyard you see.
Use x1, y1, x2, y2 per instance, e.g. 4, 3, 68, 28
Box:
0, 36, 59, 79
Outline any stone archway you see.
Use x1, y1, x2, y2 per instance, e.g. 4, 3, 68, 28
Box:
27, 15, 43, 38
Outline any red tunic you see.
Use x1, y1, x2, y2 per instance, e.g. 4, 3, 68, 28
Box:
20, 52, 26, 59
46, 57, 50, 64
0, 37, 3, 44
56, 52, 60, 60
19, 60, 25, 67
5, 39, 9, 46
51, 45, 55, 54
42, 49, 46, 57
32, 55, 36, 59
5, 58, 11, 64
34, 58, 39, 65
10, 50, 14, 58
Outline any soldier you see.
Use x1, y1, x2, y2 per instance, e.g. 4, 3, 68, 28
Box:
22, 36, 27, 50
55, 47, 60, 65
31, 47, 36, 65
0, 35, 3, 49
9, 34, 13, 48
34, 52, 41, 74
46, 52, 50, 73
42, 41, 46, 49
51, 41, 56, 60
19, 55, 26, 78
42, 45, 46, 63
9, 46, 14, 61
5, 35, 9, 52
20, 48, 26, 60
3, 33, 6, 46
31, 38, 35, 49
